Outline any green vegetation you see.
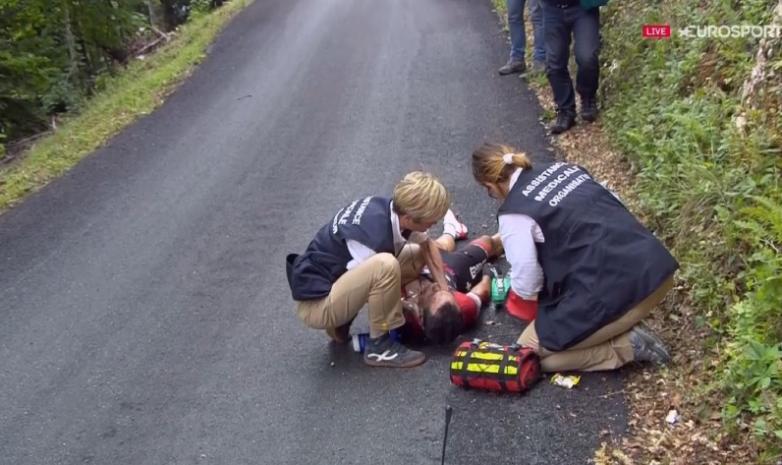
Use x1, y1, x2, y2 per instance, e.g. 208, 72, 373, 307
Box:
0, 0, 249, 211
493, 0, 781, 459
601, 1, 781, 459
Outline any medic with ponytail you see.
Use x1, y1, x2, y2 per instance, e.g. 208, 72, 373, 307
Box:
471, 142, 678, 373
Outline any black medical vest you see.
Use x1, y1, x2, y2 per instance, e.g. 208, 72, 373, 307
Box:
286, 196, 397, 301
498, 163, 679, 351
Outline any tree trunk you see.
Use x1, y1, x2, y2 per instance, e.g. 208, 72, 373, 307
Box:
145, 0, 164, 31
63, 1, 79, 83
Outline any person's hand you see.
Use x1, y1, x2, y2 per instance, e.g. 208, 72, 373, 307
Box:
481, 262, 498, 279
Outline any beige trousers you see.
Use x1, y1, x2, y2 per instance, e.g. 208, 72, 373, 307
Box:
518, 275, 674, 372
296, 244, 426, 338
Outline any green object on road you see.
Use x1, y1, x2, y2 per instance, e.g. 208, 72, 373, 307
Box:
491, 275, 511, 305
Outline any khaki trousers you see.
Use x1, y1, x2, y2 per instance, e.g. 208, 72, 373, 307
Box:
517, 275, 674, 372
296, 244, 426, 338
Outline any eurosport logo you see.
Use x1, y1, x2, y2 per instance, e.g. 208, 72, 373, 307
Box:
643, 23, 782, 39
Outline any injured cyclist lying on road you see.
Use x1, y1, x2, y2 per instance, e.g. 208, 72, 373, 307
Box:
398, 223, 505, 345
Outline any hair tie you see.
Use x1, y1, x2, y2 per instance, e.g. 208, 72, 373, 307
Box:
502, 153, 515, 165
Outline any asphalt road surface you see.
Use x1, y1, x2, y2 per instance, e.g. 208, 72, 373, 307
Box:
0, 0, 627, 464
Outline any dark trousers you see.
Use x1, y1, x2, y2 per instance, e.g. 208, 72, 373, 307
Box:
542, 2, 601, 112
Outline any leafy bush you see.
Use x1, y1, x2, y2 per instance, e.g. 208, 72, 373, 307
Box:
600, 0, 782, 459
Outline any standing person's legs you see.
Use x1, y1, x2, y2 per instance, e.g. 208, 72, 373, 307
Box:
500, 0, 528, 74
528, 0, 546, 65
517, 275, 674, 372
297, 253, 405, 339
572, 6, 601, 118
507, 0, 527, 61
543, 4, 575, 113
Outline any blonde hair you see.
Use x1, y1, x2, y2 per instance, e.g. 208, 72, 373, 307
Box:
392, 171, 450, 222
471, 142, 533, 185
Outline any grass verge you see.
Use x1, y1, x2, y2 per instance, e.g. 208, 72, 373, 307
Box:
0, 0, 253, 213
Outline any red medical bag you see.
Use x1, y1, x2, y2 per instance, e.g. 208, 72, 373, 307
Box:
449, 340, 541, 393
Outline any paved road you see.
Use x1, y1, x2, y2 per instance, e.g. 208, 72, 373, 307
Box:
0, 1, 626, 464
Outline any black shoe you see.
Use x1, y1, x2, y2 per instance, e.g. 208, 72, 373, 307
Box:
363, 333, 426, 368
498, 59, 526, 76
581, 98, 599, 122
629, 322, 671, 365
550, 110, 576, 134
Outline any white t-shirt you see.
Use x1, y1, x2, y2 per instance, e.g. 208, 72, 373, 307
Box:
499, 168, 545, 299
